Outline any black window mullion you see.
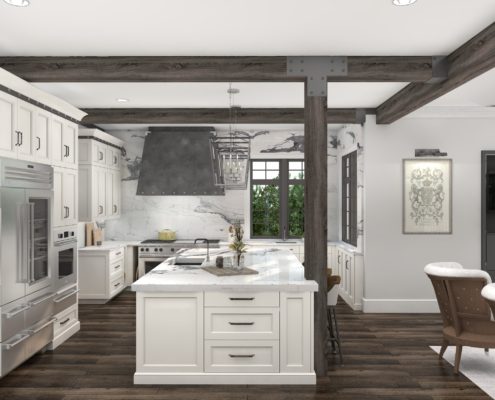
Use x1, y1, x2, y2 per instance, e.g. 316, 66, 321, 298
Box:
280, 160, 289, 240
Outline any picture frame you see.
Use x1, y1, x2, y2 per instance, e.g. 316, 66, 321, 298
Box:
403, 158, 452, 234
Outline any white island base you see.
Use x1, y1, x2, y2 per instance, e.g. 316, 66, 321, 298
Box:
132, 248, 318, 385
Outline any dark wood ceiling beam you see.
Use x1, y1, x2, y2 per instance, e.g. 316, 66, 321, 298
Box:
0, 56, 433, 82
81, 107, 367, 125
376, 22, 495, 124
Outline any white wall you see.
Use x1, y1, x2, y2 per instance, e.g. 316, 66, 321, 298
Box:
363, 115, 495, 313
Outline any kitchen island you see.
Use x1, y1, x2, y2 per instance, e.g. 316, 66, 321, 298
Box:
131, 247, 318, 385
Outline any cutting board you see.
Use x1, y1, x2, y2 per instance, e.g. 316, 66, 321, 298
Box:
85, 223, 94, 246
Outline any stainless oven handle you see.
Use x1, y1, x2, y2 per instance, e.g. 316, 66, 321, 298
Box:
4, 304, 31, 319
2, 333, 30, 350
28, 318, 56, 335
29, 292, 56, 306
54, 289, 79, 303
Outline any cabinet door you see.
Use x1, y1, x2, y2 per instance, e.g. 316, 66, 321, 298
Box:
33, 110, 50, 162
51, 118, 63, 165
63, 169, 77, 225
93, 141, 106, 165
62, 122, 77, 167
344, 254, 352, 296
52, 169, 64, 227
95, 167, 106, 218
136, 292, 203, 373
112, 169, 121, 217
105, 170, 114, 218
0, 91, 16, 158
16, 100, 34, 159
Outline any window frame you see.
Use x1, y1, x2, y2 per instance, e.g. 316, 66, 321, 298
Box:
250, 159, 305, 239
341, 151, 358, 246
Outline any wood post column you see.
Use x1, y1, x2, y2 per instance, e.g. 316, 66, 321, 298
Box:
304, 81, 328, 378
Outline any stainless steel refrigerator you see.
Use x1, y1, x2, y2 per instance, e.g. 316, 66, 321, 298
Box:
0, 158, 55, 376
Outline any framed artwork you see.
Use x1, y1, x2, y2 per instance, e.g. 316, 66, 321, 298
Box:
403, 158, 452, 234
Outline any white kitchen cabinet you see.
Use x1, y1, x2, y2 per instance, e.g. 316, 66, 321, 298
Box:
50, 117, 64, 165
78, 130, 123, 222
53, 167, 78, 227
0, 90, 16, 158
33, 109, 50, 162
16, 100, 35, 160
136, 292, 204, 373
79, 246, 126, 303
62, 122, 77, 168
328, 243, 364, 311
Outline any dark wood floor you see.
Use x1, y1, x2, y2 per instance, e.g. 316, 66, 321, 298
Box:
0, 290, 490, 400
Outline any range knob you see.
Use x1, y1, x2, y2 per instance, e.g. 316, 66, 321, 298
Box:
154, 248, 158, 252
159, 248, 163, 252
145, 248, 149, 252
140, 247, 144, 251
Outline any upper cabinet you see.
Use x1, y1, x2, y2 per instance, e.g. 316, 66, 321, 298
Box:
78, 129, 123, 222
0, 90, 79, 169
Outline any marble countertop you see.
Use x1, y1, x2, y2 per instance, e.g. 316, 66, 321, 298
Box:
131, 247, 318, 293
78, 241, 138, 251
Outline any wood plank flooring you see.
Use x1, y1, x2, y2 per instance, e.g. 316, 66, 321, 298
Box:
0, 290, 490, 400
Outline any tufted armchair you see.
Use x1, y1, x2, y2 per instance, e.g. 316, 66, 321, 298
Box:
424, 262, 495, 374
482, 283, 495, 317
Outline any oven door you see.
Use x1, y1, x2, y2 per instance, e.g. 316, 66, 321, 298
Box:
137, 257, 169, 278
53, 240, 77, 291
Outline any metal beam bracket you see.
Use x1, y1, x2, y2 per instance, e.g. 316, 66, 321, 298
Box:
287, 56, 347, 96
428, 56, 449, 84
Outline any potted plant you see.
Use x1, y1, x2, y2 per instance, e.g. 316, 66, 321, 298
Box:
228, 221, 247, 269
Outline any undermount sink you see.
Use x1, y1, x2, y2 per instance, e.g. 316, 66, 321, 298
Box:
173, 256, 205, 266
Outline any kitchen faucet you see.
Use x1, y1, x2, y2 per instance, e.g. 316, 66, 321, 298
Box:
194, 238, 210, 262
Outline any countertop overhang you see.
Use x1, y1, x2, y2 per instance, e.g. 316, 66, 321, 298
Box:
131, 247, 318, 293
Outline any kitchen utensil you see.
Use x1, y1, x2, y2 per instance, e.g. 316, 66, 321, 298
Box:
158, 229, 177, 241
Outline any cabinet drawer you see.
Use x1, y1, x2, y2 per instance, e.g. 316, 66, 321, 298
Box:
109, 258, 124, 280
205, 340, 279, 373
53, 287, 78, 315
205, 307, 279, 340
54, 306, 78, 337
26, 292, 55, 328
205, 292, 279, 307
109, 247, 125, 264
109, 275, 125, 298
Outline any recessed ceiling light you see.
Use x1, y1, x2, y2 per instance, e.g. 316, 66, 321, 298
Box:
116, 98, 129, 103
392, 0, 417, 5
3, 0, 30, 6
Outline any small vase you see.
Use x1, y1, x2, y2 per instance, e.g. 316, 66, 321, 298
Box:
233, 253, 244, 270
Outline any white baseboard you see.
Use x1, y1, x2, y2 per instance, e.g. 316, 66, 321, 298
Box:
362, 298, 439, 313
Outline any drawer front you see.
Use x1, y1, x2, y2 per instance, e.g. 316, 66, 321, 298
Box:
54, 306, 78, 337
109, 258, 124, 280
0, 302, 28, 343
205, 307, 279, 340
25, 318, 54, 358
109, 275, 125, 298
205, 340, 279, 373
109, 247, 125, 264
53, 287, 78, 315
205, 292, 279, 307
1, 333, 29, 376
26, 292, 55, 328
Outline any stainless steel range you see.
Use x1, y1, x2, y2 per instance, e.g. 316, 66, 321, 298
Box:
137, 239, 220, 278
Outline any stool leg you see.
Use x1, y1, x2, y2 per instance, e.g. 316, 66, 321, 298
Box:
332, 307, 343, 364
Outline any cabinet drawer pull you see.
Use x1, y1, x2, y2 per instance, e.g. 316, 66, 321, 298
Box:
4, 304, 31, 319
228, 354, 255, 358
98, 151, 104, 161
2, 333, 30, 350
345, 260, 349, 269
113, 205, 118, 213
14, 130, 21, 146
59, 317, 71, 326
114, 264, 121, 270
18, 131, 23, 146
113, 282, 121, 288
113, 156, 118, 165
114, 251, 122, 256
36, 136, 41, 151
229, 297, 255, 301
228, 322, 255, 326
98, 205, 104, 215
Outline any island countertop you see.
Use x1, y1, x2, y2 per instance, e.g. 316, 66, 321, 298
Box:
131, 247, 318, 293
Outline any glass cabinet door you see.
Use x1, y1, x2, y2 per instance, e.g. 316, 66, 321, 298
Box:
30, 197, 49, 283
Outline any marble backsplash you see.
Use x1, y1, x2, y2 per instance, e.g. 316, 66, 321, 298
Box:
104, 127, 343, 242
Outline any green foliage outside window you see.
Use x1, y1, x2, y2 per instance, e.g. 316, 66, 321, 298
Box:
288, 184, 304, 236
252, 185, 280, 237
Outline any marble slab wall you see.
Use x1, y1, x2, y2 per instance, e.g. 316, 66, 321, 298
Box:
104, 127, 342, 241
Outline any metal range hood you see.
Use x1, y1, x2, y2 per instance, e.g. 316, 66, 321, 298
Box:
136, 127, 224, 196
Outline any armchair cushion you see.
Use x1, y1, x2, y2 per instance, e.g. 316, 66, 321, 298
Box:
425, 262, 492, 284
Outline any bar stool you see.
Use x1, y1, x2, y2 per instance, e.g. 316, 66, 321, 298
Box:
327, 270, 343, 364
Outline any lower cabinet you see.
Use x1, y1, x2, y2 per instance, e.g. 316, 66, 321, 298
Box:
328, 244, 364, 311
78, 247, 126, 303
135, 290, 314, 384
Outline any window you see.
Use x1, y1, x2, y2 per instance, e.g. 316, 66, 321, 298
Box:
342, 151, 357, 246
251, 160, 304, 238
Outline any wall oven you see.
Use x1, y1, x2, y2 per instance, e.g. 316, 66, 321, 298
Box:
52, 226, 77, 291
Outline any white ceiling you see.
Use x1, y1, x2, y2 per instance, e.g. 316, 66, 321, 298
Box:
33, 82, 409, 109
0, 0, 494, 56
